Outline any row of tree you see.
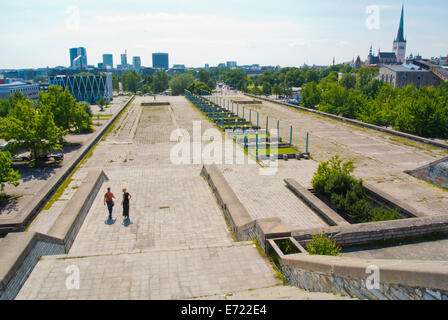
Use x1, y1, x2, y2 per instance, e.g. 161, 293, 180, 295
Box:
302, 77, 448, 138
0, 86, 94, 159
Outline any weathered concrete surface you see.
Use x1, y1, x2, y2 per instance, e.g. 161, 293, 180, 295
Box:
19, 96, 331, 300
195, 285, 355, 300
229, 94, 448, 217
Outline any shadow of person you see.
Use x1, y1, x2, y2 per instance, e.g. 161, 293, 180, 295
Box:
105, 218, 117, 225
123, 218, 132, 227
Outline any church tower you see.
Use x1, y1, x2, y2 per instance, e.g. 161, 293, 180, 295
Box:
393, 5, 407, 64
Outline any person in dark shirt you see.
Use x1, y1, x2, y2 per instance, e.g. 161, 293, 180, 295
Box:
122, 188, 132, 220
104, 188, 116, 220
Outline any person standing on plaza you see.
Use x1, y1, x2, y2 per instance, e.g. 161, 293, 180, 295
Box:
104, 188, 116, 220
122, 188, 132, 220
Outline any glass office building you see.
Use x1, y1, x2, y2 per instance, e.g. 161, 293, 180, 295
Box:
49, 74, 113, 103
102, 54, 113, 69
152, 53, 169, 70
69, 47, 88, 70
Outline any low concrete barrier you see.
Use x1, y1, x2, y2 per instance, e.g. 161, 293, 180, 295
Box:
0, 170, 108, 300
141, 102, 170, 106
244, 93, 448, 151
201, 165, 255, 240
268, 240, 448, 300
0, 96, 134, 234
284, 179, 350, 226
291, 215, 448, 248
47, 170, 108, 251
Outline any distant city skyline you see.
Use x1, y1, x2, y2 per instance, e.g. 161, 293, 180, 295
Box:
1, 0, 447, 69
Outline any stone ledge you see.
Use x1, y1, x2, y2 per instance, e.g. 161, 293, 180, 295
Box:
281, 253, 448, 292
201, 165, 254, 234
284, 178, 350, 226
47, 170, 108, 249
244, 93, 448, 151
0, 231, 61, 292
363, 182, 424, 218
291, 215, 448, 247
141, 102, 170, 106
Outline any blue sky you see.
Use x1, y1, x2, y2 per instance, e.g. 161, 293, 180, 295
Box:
1, 0, 447, 69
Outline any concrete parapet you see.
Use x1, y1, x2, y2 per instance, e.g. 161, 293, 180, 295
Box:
201, 165, 255, 240
47, 170, 108, 251
277, 251, 448, 299
141, 102, 170, 106
284, 178, 350, 226
0, 170, 108, 300
0, 232, 65, 300
291, 215, 448, 247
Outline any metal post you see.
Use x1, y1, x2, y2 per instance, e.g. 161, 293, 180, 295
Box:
256, 134, 259, 158
232, 102, 234, 114
257, 112, 259, 129
266, 116, 269, 133
306, 132, 309, 153
290, 125, 293, 146
277, 120, 280, 137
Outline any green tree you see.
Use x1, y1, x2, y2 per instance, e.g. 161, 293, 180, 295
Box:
306, 232, 341, 256
97, 97, 107, 112
38, 85, 89, 132
0, 100, 67, 160
151, 70, 170, 93
262, 82, 272, 96
121, 70, 142, 93
0, 151, 21, 194
340, 74, 357, 90
169, 74, 195, 96
301, 81, 321, 108
112, 74, 120, 92
305, 69, 319, 83
187, 81, 212, 95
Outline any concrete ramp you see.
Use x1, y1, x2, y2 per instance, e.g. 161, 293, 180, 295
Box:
407, 156, 448, 190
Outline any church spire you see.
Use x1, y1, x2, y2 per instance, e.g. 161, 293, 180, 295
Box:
395, 4, 406, 42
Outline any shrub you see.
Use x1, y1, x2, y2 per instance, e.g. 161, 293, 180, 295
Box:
312, 156, 401, 223
306, 232, 341, 256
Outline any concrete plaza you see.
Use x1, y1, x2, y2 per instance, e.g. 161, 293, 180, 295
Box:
16, 93, 448, 299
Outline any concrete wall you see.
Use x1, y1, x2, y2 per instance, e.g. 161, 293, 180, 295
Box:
0, 170, 108, 300
268, 240, 448, 300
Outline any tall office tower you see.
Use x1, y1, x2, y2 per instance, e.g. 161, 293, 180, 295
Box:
103, 54, 114, 69
133, 56, 141, 72
152, 53, 169, 70
121, 52, 128, 66
393, 5, 407, 64
69, 47, 87, 69
226, 61, 237, 68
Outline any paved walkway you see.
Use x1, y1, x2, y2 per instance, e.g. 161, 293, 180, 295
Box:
18, 96, 349, 300
228, 94, 448, 217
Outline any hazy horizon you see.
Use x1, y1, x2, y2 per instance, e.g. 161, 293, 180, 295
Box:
1, 0, 447, 69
